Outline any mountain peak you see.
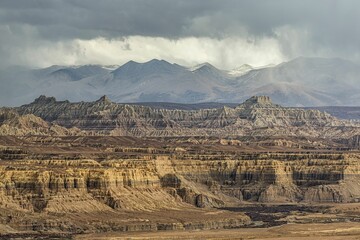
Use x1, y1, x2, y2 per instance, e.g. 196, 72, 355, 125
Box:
237, 64, 253, 69
112, 59, 181, 78
247, 95, 271, 103
96, 95, 112, 104
147, 58, 161, 62
241, 96, 275, 108
33, 95, 57, 104
228, 64, 254, 76
146, 59, 171, 65
189, 62, 216, 72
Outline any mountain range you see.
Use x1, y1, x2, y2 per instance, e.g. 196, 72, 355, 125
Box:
1, 57, 360, 107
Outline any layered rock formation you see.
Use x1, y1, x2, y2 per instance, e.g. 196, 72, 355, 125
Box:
169, 153, 360, 203
13, 95, 359, 139
2, 153, 360, 214
1, 135, 360, 236
0, 157, 251, 235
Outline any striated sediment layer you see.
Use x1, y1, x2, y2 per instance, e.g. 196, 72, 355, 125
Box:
0, 157, 252, 236
2, 153, 360, 214
1, 153, 360, 231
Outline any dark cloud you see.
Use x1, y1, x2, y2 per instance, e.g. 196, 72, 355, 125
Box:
0, 0, 360, 68
1, 0, 357, 39
0, 0, 214, 39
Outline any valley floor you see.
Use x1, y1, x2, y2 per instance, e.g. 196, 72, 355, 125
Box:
76, 222, 360, 240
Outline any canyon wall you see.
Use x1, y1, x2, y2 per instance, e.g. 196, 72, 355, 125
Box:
2, 153, 360, 216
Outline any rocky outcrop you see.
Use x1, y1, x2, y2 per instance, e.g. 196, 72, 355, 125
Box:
0, 108, 81, 136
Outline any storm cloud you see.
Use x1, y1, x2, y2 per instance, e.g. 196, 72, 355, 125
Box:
0, 0, 359, 69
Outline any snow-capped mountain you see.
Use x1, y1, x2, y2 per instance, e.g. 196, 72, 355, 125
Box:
1, 57, 360, 107
228, 64, 254, 77
96, 59, 232, 103
228, 63, 277, 77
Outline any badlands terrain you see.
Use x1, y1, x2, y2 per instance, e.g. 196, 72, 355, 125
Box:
1, 96, 360, 239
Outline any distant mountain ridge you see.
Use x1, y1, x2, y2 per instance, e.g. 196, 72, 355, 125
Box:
305, 106, 360, 120
1, 57, 360, 107
126, 102, 360, 120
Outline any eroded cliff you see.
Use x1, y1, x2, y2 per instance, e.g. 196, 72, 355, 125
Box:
0, 157, 252, 236
2, 153, 360, 213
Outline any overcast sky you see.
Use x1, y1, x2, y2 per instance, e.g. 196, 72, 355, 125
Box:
0, 0, 359, 70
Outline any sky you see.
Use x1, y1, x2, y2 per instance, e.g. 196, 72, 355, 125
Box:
0, 0, 360, 70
